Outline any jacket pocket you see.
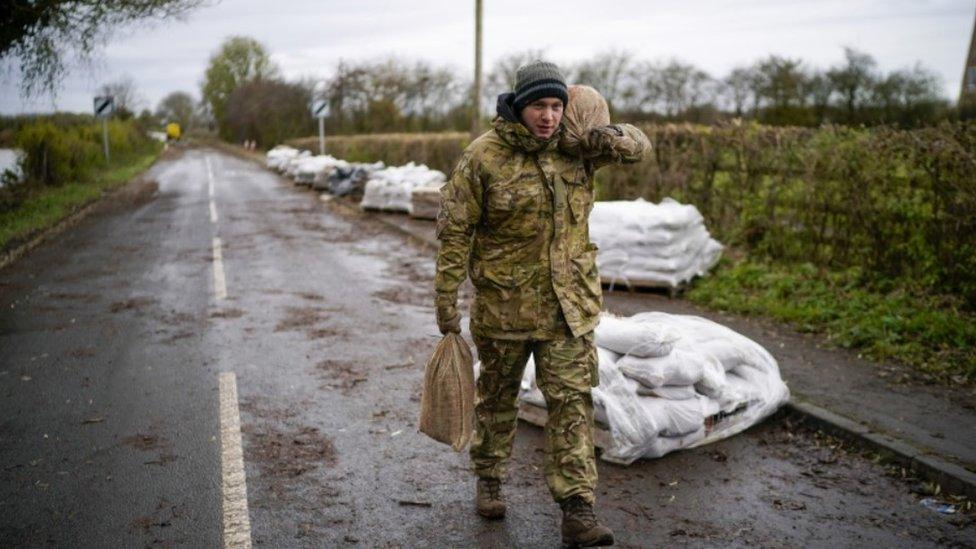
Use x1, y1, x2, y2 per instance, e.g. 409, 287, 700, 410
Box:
471, 262, 538, 331
485, 174, 543, 237
561, 167, 592, 224
569, 246, 602, 317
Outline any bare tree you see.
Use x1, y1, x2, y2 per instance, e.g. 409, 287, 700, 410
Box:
156, 90, 200, 129
806, 70, 833, 122
323, 57, 468, 134
485, 49, 546, 95
754, 56, 807, 109
571, 50, 632, 113
654, 59, 713, 117
827, 47, 878, 121
723, 67, 755, 117
98, 74, 143, 118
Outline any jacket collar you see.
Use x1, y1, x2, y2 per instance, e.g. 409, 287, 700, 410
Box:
493, 92, 561, 154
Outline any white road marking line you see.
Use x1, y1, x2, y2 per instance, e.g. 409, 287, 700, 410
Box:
219, 372, 252, 549
206, 156, 215, 197
212, 237, 227, 301
206, 156, 218, 223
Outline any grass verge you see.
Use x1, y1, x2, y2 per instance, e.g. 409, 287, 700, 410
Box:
686, 258, 976, 383
0, 144, 163, 251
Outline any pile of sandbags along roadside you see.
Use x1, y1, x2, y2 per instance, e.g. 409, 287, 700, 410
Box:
513, 312, 790, 465
409, 183, 443, 220
266, 145, 301, 171
327, 161, 385, 197
280, 150, 311, 179
589, 197, 723, 289
293, 155, 349, 187
360, 162, 446, 214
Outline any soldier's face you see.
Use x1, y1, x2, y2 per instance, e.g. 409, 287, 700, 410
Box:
521, 97, 564, 139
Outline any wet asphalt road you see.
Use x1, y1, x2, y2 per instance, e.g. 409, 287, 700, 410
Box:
1, 147, 973, 548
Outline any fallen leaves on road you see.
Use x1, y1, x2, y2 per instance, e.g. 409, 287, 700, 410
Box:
397, 499, 432, 508
122, 433, 167, 451
108, 297, 156, 313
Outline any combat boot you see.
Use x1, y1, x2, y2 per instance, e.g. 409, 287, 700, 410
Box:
560, 495, 614, 547
475, 478, 506, 519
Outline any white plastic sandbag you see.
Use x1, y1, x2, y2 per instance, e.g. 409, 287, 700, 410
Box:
519, 311, 790, 465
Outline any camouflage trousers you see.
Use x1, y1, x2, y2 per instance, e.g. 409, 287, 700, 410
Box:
471, 333, 599, 504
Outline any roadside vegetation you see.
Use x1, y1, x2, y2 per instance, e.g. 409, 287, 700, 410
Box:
0, 116, 162, 251
280, 123, 976, 382
687, 260, 976, 382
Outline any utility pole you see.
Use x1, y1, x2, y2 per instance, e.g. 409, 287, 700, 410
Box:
471, 0, 483, 139
961, 9, 976, 104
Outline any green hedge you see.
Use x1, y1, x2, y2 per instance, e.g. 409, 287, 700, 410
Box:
286, 123, 976, 309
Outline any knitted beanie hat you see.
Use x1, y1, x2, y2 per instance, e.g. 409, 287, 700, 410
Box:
513, 60, 569, 114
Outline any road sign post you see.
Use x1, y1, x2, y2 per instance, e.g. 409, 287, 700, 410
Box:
318, 117, 325, 155
93, 96, 114, 162
310, 100, 328, 155
102, 119, 109, 162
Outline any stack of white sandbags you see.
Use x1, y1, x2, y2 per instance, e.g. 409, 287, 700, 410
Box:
410, 183, 445, 220
266, 146, 301, 171
589, 198, 723, 288
293, 155, 349, 186
282, 150, 312, 178
514, 312, 789, 465
327, 161, 386, 196
360, 162, 446, 214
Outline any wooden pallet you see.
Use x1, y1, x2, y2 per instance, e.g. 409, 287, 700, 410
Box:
518, 401, 754, 456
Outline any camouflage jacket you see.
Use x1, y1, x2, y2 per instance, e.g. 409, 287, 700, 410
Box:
435, 98, 648, 340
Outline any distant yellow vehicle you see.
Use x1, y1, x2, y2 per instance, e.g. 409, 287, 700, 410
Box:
166, 122, 181, 141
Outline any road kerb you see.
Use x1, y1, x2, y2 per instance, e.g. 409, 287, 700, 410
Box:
785, 399, 976, 499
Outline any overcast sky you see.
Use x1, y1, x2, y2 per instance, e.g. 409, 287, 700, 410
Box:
1, 0, 974, 114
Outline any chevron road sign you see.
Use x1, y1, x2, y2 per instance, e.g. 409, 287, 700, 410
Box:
311, 100, 328, 154
93, 96, 114, 119
310, 99, 328, 118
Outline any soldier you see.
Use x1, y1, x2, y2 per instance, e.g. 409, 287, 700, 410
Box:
434, 60, 649, 547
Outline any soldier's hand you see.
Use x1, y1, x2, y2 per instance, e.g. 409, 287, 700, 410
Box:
585, 125, 625, 153
436, 302, 461, 335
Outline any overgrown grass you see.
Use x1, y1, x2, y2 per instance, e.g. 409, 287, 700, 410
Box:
0, 144, 162, 250
687, 258, 976, 382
